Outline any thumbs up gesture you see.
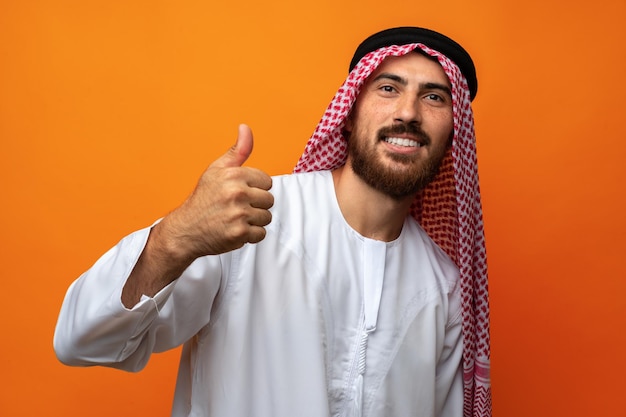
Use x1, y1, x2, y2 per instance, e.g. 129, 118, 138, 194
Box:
121, 124, 274, 306
155, 124, 274, 261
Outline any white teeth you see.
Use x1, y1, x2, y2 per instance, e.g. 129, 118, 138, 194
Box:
385, 137, 421, 147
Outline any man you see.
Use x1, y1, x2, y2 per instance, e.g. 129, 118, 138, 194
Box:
54, 27, 491, 417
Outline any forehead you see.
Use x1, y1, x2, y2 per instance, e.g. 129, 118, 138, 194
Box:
367, 52, 451, 87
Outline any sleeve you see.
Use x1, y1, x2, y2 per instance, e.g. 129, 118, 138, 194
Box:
53, 225, 225, 372
435, 277, 464, 417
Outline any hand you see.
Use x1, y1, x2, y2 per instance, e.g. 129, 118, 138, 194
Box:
122, 124, 274, 306
154, 124, 274, 263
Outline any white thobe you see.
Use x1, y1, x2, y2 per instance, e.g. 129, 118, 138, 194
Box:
54, 170, 463, 417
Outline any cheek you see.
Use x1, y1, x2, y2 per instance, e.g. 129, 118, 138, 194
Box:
447, 122, 455, 144
444, 121, 454, 144
428, 112, 454, 142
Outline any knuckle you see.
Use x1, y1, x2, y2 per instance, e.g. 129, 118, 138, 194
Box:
223, 185, 249, 206
225, 221, 248, 241
221, 166, 243, 181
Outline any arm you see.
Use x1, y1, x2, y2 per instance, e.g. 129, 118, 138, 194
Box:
54, 124, 274, 369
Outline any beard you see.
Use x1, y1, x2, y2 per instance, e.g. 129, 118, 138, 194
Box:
347, 123, 449, 200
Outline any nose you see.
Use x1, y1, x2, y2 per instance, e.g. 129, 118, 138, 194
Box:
393, 94, 421, 125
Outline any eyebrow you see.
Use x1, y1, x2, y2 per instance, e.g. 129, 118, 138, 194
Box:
423, 82, 452, 99
373, 73, 407, 85
372, 73, 452, 98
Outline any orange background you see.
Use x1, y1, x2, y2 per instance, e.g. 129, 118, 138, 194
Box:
1, 1, 625, 416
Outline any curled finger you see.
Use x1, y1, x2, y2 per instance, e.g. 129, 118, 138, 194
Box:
250, 188, 274, 210
247, 225, 267, 244
248, 208, 272, 227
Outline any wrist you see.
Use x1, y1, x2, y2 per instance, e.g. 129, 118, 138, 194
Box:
148, 219, 197, 273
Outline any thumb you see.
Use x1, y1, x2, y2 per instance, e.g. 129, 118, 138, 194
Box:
213, 124, 254, 168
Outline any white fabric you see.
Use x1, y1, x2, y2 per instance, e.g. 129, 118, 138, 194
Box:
54, 170, 463, 417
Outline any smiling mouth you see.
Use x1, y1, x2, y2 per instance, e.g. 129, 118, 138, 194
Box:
378, 123, 431, 148
383, 137, 423, 148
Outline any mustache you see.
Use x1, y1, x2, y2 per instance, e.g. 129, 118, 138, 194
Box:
377, 123, 431, 145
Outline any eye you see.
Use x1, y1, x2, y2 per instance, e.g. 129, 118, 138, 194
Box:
425, 93, 444, 102
379, 85, 397, 94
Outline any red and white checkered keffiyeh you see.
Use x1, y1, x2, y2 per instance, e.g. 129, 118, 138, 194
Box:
294, 44, 491, 417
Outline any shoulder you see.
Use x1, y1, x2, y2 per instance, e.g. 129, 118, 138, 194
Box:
265, 170, 336, 239
269, 171, 333, 212
270, 170, 331, 195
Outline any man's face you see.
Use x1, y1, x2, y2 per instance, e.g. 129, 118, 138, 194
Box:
344, 52, 454, 200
